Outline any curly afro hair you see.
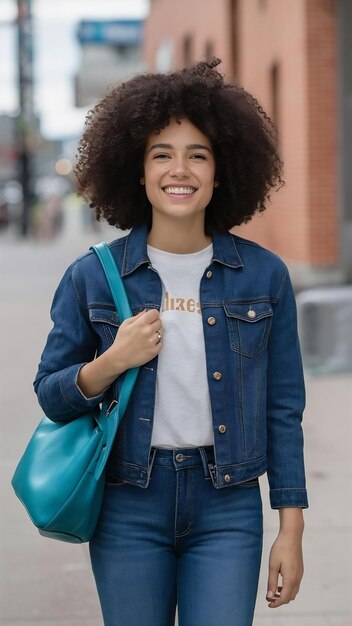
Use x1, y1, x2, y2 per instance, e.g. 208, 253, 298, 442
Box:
74, 58, 284, 234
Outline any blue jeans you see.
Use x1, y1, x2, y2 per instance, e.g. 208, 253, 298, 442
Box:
89, 446, 263, 626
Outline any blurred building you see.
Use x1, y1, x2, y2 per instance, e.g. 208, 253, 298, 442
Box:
0, 115, 18, 183
144, 0, 352, 287
75, 19, 146, 107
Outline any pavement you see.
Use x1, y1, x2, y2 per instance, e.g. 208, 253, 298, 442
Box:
1, 199, 351, 625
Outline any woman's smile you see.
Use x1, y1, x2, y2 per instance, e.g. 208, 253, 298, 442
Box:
162, 185, 198, 198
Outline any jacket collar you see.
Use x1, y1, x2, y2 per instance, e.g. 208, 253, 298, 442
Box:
120, 223, 244, 277
211, 229, 244, 270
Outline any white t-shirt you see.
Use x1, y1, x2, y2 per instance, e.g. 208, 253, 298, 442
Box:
147, 243, 214, 449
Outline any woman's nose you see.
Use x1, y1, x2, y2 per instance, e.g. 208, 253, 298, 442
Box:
169, 157, 190, 177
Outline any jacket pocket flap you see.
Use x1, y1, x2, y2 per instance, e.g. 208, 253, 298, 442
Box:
89, 308, 120, 326
223, 302, 273, 322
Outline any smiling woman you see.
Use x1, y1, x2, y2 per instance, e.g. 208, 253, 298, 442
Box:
34, 58, 307, 626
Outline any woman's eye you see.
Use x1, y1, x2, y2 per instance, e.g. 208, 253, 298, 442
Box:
153, 153, 170, 160
190, 153, 207, 160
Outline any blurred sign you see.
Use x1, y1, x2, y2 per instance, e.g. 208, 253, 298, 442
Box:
77, 20, 143, 46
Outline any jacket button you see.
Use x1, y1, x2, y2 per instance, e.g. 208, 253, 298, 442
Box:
207, 316, 216, 325
175, 453, 185, 462
247, 309, 257, 319
224, 474, 231, 483
213, 371, 222, 380
218, 424, 227, 433
206, 270, 212, 278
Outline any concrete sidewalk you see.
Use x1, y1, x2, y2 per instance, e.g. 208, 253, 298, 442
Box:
1, 209, 351, 625
255, 372, 352, 626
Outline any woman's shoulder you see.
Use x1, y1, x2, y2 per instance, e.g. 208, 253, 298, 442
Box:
230, 232, 288, 271
229, 232, 290, 297
70, 234, 128, 275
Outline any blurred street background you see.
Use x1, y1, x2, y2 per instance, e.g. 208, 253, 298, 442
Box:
1, 0, 351, 624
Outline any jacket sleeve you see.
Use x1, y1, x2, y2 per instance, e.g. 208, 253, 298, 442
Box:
266, 265, 309, 509
33, 262, 106, 422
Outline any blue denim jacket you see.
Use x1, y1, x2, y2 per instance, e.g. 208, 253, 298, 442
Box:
34, 223, 308, 509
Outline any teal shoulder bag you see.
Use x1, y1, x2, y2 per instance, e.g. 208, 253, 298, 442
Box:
11, 243, 139, 543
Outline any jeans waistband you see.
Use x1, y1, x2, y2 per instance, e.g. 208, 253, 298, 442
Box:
150, 445, 215, 479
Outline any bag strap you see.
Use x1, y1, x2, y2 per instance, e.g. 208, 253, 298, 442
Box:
92, 242, 132, 321
90, 242, 139, 420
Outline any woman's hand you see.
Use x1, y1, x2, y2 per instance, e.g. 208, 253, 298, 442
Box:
266, 509, 304, 608
77, 309, 163, 398
109, 308, 163, 371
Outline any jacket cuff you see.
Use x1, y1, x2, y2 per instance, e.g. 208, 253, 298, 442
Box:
60, 363, 106, 410
270, 488, 309, 509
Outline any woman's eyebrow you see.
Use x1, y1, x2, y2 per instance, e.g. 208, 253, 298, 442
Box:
147, 143, 173, 153
187, 144, 212, 153
147, 143, 212, 153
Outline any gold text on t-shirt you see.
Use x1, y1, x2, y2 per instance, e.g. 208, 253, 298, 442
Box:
162, 291, 201, 315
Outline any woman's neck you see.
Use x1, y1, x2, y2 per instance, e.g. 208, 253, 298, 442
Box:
147, 218, 212, 254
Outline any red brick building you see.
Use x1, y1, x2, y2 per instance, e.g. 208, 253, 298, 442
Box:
144, 0, 351, 287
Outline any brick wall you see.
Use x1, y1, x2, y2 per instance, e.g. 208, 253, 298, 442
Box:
144, 0, 339, 270
306, 0, 338, 266
144, 0, 233, 73
235, 0, 338, 268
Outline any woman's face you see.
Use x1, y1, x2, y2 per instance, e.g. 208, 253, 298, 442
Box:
143, 118, 216, 225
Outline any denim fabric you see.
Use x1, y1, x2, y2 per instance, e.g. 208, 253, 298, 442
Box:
34, 223, 308, 508
89, 446, 263, 626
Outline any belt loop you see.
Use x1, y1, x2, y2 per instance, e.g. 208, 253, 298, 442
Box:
199, 447, 217, 487
147, 447, 157, 479
199, 447, 212, 479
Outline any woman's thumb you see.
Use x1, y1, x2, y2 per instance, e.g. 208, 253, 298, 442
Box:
266, 571, 278, 600
124, 309, 147, 324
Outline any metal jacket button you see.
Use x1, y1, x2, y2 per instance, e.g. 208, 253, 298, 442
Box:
175, 454, 185, 462
218, 424, 226, 433
206, 270, 212, 278
224, 474, 231, 483
207, 316, 216, 325
247, 309, 257, 319
213, 371, 222, 380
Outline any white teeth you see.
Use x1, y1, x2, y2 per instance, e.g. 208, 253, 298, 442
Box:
163, 186, 196, 195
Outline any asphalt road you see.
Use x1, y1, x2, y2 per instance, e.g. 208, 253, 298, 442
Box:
1, 203, 351, 625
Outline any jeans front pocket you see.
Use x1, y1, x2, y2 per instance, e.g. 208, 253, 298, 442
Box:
224, 301, 273, 357
105, 472, 129, 487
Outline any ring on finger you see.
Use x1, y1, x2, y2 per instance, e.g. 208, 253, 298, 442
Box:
156, 331, 162, 343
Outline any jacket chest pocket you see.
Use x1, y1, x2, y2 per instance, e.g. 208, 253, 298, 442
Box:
89, 307, 120, 348
223, 302, 273, 357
